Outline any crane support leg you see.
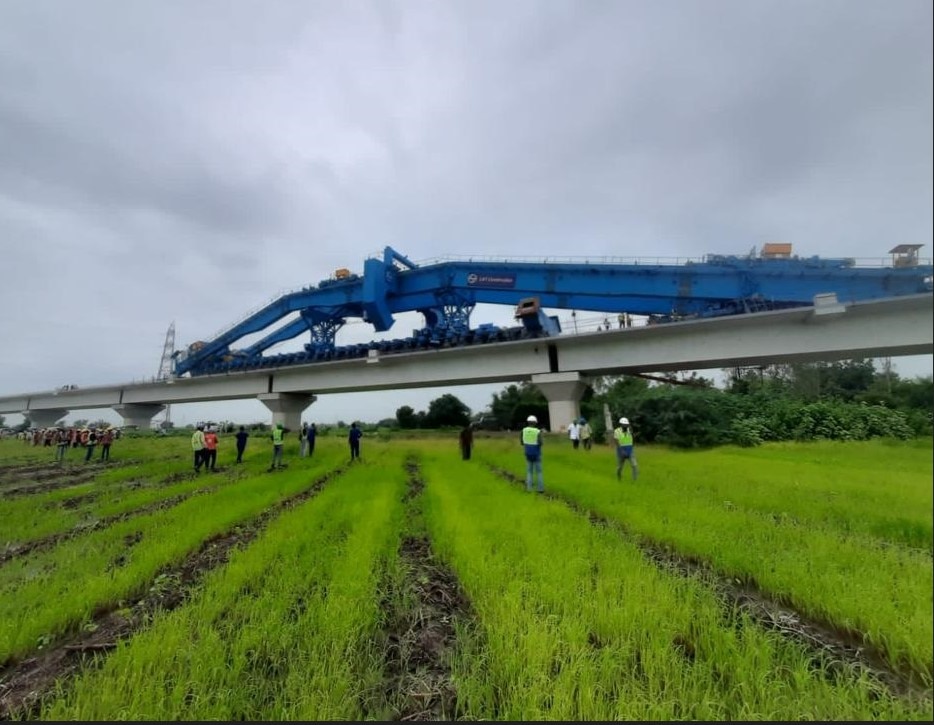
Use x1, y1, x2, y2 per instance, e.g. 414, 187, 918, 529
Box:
259, 393, 317, 431
113, 404, 166, 430
362, 257, 394, 331
531, 372, 588, 433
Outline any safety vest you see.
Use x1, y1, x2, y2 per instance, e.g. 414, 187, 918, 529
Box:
614, 427, 633, 446
522, 426, 541, 445
272, 427, 284, 445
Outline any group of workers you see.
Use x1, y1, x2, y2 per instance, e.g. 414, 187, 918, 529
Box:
184, 414, 639, 492
189, 420, 362, 473
22, 425, 119, 463
20, 413, 638, 492
520, 414, 638, 493
566, 418, 593, 449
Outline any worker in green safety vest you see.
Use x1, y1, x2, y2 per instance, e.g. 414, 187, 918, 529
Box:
613, 417, 638, 481
269, 422, 289, 471
521, 414, 544, 493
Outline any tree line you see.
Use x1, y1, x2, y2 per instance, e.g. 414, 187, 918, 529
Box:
395, 359, 933, 448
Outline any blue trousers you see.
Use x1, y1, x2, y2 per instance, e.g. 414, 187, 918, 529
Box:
525, 457, 543, 492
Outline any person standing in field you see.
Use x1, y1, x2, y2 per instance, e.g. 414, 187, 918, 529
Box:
269, 422, 288, 471
459, 423, 474, 460
567, 419, 580, 449
613, 417, 638, 481
55, 427, 69, 462
98, 427, 114, 462
191, 424, 206, 474
348, 422, 362, 462
83, 428, 98, 463
203, 426, 218, 471
234, 425, 249, 464
579, 418, 593, 450
299, 422, 309, 457
306, 422, 317, 457
521, 414, 544, 493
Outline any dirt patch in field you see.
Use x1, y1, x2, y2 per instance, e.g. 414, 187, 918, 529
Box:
370, 460, 470, 721
2, 469, 255, 567
57, 492, 98, 510
0, 460, 138, 495
491, 465, 930, 704
1, 488, 216, 567
0, 466, 345, 719
0, 461, 69, 481
0, 468, 100, 498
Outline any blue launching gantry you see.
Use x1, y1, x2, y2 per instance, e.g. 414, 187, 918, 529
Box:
172, 244, 933, 377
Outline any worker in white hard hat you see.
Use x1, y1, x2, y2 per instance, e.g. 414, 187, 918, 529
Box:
613, 416, 638, 481
521, 414, 545, 492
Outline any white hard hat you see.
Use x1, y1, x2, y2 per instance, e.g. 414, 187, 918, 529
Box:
619, 417, 629, 425
527, 415, 538, 423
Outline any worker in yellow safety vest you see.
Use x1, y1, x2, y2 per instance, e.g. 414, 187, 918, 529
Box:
520, 415, 544, 493
269, 422, 288, 471
613, 417, 638, 481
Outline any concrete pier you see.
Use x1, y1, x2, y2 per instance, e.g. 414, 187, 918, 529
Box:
113, 403, 166, 430
531, 372, 588, 432
258, 393, 317, 432
23, 408, 68, 428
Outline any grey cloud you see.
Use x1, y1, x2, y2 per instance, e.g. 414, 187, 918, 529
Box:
0, 91, 296, 238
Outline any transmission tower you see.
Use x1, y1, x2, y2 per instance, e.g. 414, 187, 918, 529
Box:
157, 322, 176, 426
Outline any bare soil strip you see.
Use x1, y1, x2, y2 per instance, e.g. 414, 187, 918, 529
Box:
0, 466, 346, 720
1, 487, 215, 566
369, 460, 471, 721
0, 469, 102, 498
2, 469, 253, 566
0, 462, 72, 480
0, 460, 139, 494
491, 465, 931, 703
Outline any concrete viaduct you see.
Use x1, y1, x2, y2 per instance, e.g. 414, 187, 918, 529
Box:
1, 293, 931, 432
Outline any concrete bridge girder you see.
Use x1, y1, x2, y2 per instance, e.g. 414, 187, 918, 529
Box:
0, 294, 929, 427
531, 372, 588, 433
259, 393, 317, 432
113, 404, 166, 430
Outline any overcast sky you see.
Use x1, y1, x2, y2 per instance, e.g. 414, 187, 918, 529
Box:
1, 0, 931, 428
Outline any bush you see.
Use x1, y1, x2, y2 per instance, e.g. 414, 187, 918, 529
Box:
593, 378, 922, 449
729, 416, 767, 447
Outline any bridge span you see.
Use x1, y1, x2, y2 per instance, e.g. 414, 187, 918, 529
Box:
1, 293, 930, 431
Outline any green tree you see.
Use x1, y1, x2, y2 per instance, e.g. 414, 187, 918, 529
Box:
819, 359, 876, 401
597, 374, 651, 411
485, 382, 549, 430
634, 386, 738, 448
424, 394, 471, 428
725, 367, 755, 395
396, 405, 418, 429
